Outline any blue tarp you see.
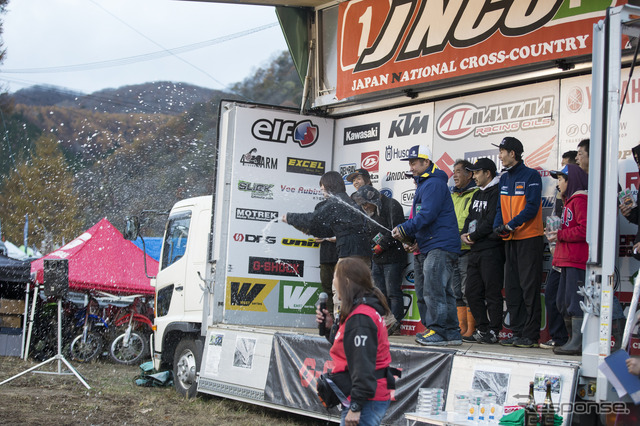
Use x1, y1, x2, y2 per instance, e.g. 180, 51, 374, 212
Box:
132, 237, 163, 262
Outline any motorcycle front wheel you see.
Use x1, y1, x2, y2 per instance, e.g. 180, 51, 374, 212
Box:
109, 331, 148, 365
69, 332, 103, 362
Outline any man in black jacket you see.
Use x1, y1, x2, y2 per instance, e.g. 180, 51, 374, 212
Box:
352, 185, 407, 334
460, 158, 505, 344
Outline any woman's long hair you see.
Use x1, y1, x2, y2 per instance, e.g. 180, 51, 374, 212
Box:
334, 257, 391, 324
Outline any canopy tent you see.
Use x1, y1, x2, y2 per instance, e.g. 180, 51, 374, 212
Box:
31, 218, 158, 295
0, 254, 31, 284
2, 241, 40, 261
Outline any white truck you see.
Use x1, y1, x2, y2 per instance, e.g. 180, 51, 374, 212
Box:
125, 1, 640, 424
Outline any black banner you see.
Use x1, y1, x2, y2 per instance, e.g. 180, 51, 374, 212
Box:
264, 333, 455, 425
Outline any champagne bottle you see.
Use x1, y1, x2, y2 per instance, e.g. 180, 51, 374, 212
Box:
524, 381, 539, 426
541, 381, 555, 426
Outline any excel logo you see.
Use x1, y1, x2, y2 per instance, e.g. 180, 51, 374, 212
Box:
225, 277, 278, 312
278, 281, 321, 314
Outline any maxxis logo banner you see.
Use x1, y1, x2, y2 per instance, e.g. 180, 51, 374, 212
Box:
336, 0, 613, 100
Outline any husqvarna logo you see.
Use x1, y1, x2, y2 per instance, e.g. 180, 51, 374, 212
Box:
252, 118, 319, 147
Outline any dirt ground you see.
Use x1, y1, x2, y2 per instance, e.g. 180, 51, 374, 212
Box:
0, 356, 331, 426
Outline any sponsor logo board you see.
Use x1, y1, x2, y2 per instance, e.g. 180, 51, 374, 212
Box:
278, 281, 322, 314
239, 148, 278, 169
343, 123, 380, 145
286, 157, 326, 176
282, 238, 321, 248
225, 277, 278, 312
235, 208, 279, 222
238, 180, 274, 199
233, 233, 276, 244
248, 256, 304, 277
251, 118, 319, 147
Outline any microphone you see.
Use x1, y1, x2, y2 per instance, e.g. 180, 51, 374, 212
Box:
318, 292, 328, 336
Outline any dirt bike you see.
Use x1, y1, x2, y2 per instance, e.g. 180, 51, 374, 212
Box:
69, 295, 109, 363
108, 296, 153, 365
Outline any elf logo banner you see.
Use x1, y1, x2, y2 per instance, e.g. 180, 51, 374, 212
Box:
361, 151, 379, 172
252, 118, 319, 148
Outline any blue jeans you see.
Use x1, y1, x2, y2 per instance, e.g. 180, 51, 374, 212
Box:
372, 262, 404, 322
544, 268, 568, 344
451, 251, 470, 306
341, 400, 390, 426
417, 249, 460, 340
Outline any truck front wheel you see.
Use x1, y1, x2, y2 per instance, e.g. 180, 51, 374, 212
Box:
173, 338, 202, 398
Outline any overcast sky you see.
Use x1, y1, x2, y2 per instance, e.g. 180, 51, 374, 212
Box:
0, 0, 289, 94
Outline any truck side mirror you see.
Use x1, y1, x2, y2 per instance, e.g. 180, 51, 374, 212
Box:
123, 216, 140, 240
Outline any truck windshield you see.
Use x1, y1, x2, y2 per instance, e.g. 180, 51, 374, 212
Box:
161, 212, 191, 270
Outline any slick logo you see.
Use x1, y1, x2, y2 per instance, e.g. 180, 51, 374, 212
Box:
361, 151, 379, 172
248, 256, 304, 277
380, 188, 393, 198
238, 180, 274, 199
385, 145, 412, 161
286, 157, 326, 176
349, 1, 564, 73
252, 118, 319, 148
240, 148, 278, 169
401, 190, 415, 206
233, 233, 276, 244
279, 281, 322, 314
436, 97, 554, 140
340, 163, 357, 184
344, 123, 380, 145
389, 112, 429, 138
282, 238, 321, 248
235, 208, 279, 222
225, 277, 277, 312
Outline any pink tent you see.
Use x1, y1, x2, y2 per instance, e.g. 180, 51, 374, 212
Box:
31, 218, 158, 295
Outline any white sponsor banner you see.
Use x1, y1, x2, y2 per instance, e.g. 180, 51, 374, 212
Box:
559, 71, 640, 291
333, 103, 435, 217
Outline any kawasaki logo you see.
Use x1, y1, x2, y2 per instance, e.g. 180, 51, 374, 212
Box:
354, 0, 563, 72
436, 96, 554, 140
252, 118, 319, 147
389, 112, 429, 138
344, 123, 380, 145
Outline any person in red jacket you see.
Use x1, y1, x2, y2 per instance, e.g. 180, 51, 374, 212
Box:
316, 257, 393, 426
546, 163, 588, 355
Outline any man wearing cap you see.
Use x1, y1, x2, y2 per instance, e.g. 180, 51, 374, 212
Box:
460, 158, 504, 344
353, 185, 406, 334
492, 137, 544, 348
391, 145, 461, 346
346, 168, 372, 193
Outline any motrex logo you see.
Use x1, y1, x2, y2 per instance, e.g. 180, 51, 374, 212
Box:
279, 281, 321, 314
282, 238, 321, 248
385, 145, 412, 161
248, 256, 304, 277
235, 208, 279, 222
233, 233, 276, 244
401, 190, 415, 206
238, 180, 274, 199
353, 0, 563, 72
389, 112, 429, 138
343, 123, 380, 145
240, 148, 278, 169
361, 151, 379, 172
436, 97, 554, 140
252, 119, 319, 147
286, 157, 325, 176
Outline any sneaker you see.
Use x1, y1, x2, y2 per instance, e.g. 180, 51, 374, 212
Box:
446, 338, 462, 346
478, 330, 498, 344
513, 337, 539, 348
500, 335, 518, 346
415, 329, 448, 346
462, 330, 482, 343
539, 339, 556, 349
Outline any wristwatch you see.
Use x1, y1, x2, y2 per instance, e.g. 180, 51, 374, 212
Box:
350, 402, 362, 413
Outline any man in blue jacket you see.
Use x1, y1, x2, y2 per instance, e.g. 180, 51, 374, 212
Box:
392, 145, 461, 346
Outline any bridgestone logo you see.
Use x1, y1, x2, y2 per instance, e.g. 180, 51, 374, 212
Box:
235, 208, 279, 222
344, 123, 380, 145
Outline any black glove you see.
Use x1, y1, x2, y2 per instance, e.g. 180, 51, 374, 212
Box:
494, 224, 511, 239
